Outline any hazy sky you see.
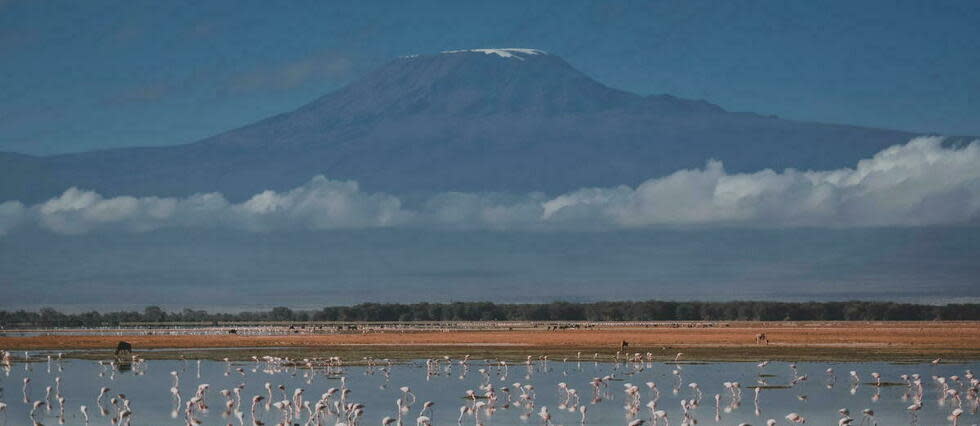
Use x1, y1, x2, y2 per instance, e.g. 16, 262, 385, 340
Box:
1, 0, 978, 155
3, 227, 978, 310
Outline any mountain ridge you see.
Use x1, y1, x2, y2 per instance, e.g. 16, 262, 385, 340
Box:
1, 48, 923, 203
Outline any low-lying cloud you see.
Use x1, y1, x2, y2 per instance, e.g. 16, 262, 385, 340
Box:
2, 137, 978, 236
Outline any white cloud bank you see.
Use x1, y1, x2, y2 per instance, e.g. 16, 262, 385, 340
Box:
1, 137, 979, 236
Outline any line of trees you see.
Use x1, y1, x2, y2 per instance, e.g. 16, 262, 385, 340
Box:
2, 301, 979, 328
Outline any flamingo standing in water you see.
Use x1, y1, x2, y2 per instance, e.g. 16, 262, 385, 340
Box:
457, 405, 467, 424
870, 372, 881, 386
30, 401, 45, 421
538, 406, 552, 424
97, 386, 110, 413
400, 386, 416, 406
785, 412, 805, 423
250, 395, 264, 414
56, 395, 66, 417
948, 407, 964, 426
170, 384, 181, 407
688, 382, 702, 402
264, 382, 273, 402
419, 400, 434, 419
906, 401, 922, 422
276, 384, 287, 401
43, 385, 53, 409
293, 388, 305, 417
860, 408, 876, 426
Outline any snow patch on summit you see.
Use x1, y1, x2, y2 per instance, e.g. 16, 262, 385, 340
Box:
441, 48, 547, 60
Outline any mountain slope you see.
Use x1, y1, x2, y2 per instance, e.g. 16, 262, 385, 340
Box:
2, 48, 919, 203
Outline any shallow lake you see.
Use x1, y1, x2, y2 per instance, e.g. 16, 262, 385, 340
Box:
0, 352, 976, 425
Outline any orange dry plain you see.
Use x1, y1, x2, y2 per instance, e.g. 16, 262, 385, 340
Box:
2, 322, 978, 355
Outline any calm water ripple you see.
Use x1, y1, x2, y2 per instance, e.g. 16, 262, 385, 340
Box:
0, 352, 976, 425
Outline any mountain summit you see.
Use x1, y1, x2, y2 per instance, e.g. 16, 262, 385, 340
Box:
1, 49, 917, 202
199, 48, 725, 151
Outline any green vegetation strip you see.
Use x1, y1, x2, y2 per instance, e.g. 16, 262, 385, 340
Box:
3, 300, 980, 328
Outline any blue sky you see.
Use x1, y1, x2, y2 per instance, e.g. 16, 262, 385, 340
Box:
1, 0, 978, 155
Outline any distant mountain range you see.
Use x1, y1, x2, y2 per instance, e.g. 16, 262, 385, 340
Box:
1, 48, 924, 203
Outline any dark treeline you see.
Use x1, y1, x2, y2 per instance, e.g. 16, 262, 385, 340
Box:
2, 301, 979, 327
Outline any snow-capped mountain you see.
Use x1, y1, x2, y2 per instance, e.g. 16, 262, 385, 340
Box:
1, 48, 918, 202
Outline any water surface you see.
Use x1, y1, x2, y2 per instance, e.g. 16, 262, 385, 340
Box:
0, 352, 976, 425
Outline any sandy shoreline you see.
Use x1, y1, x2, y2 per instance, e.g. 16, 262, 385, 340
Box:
3, 322, 978, 361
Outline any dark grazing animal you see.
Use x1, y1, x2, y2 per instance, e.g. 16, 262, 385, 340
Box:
115, 341, 133, 355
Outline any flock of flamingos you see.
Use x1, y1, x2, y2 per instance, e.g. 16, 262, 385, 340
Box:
0, 348, 977, 425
